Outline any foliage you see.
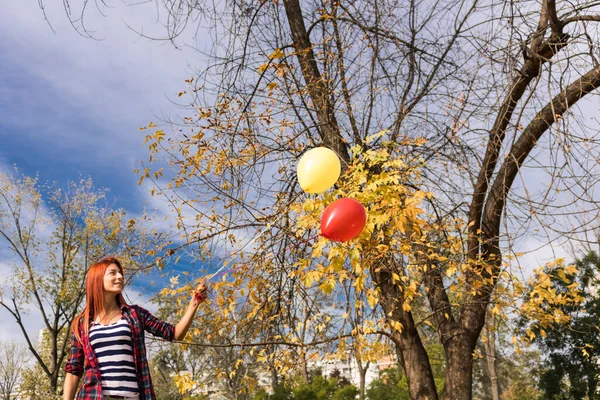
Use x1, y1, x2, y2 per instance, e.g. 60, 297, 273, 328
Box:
291, 370, 358, 400
19, 363, 59, 400
501, 349, 543, 400
292, 375, 338, 400
524, 251, 600, 400
152, 292, 265, 400
366, 367, 410, 400
472, 340, 542, 400
251, 384, 293, 400
18, 329, 68, 400
249, 372, 357, 400
141, 133, 585, 399
331, 384, 359, 400
150, 298, 207, 400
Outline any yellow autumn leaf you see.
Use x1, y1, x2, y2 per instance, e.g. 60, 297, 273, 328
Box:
390, 320, 403, 332
582, 347, 589, 357
173, 373, 196, 394
269, 48, 285, 59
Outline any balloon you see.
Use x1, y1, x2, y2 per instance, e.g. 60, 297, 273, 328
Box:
297, 147, 341, 193
320, 198, 367, 242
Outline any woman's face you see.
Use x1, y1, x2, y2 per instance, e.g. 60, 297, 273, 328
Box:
103, 263, 124, 294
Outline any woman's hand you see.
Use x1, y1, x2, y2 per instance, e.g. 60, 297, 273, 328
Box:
175, 281, 209, 341
191, 281, 209, 307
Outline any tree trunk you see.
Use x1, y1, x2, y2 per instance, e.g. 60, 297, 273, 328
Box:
50, 330, 59, 395
359, 376, 366, 400
483, 312, 500, 400
301, 351, 309, 381
354, 355, 368, 400
265, 344, 279, 391
373, 261, 439, 400
443, 330, 479, 399
269, 364, 279, 392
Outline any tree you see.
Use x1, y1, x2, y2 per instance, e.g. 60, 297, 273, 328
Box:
149, 294, 210, 400
525, 251, 600, 399
366, 366, 410, 400
331, 385, 359, 400
44, 0, 600, 398
501, 349, 543, 400
0, 170, 159, 395
0, 341, 29, 400
472, 329, 543, 399
251, 384, 293, 400
249, 371, 356, 400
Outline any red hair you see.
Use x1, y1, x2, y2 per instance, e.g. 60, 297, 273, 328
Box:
71, 257, 128, 343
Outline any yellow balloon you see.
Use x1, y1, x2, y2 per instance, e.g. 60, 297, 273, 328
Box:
297, 147, 341, 193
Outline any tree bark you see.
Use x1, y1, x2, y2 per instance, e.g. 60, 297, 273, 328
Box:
354, 355, 368, 400
372, 260, 439, 400
444, 330, 479, 399
483, 312, 500, 400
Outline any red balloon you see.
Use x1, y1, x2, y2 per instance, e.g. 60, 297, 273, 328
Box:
320, 198, 367, 242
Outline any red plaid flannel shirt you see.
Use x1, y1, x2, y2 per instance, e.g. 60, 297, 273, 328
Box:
65, 304, 175, 400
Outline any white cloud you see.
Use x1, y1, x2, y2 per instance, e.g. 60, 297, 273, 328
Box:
0, 1, 203, 162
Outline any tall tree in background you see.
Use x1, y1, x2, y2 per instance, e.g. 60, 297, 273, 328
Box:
525, 251, 600, 399
0, 171, 159, 395
45, 0, 600, 398
472, 322, 543, 399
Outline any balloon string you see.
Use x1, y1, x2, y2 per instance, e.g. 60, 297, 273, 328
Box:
208, 233, 320, 281
207, 222, 278, 281
206, 191, 307, 281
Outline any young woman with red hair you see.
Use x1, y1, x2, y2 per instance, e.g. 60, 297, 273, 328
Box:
63, 257, 208, 400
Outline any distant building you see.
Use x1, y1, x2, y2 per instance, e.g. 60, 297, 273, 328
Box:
310, 352, 397, 388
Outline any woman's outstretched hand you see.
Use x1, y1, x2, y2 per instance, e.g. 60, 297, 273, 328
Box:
192, 281, 209, 307
175, 281, 209, 340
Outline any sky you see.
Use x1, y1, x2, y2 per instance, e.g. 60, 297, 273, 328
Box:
0, 1, 210, 342
0, 1, 203, 213
0, 0, 584, 344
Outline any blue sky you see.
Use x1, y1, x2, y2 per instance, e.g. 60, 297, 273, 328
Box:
0, 2, 211, 340
0, 2, 205, 212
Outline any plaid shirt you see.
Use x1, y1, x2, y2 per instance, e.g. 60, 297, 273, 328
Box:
65, 304, 175, 400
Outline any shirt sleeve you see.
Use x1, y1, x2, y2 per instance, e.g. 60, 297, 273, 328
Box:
136, 305, 176, 341
64, 331, 84, 377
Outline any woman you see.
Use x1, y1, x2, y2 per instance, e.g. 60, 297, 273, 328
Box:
63, 257, 207, 400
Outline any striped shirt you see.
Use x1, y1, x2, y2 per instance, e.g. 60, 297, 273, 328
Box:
90, 317, 140, 398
